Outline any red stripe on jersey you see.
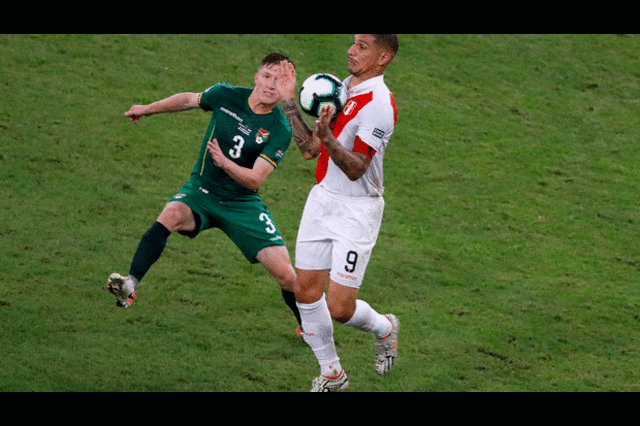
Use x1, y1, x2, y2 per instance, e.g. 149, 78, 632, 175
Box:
390, 92, 398, 126
315, 92, 374, 184
332, 92, 373, 138
315, 144, 330, 184
352, 136, 377, 159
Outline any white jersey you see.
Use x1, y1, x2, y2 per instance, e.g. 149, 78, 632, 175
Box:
315, 75, 397, 198
297, 75, 396, 287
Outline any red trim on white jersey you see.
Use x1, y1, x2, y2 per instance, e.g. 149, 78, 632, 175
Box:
315, 75, 396, 198
316, 91, 374, 184
352, 136, 377, 159
390, 92, 398, 126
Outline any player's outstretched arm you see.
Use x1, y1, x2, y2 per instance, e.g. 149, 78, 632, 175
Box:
277, 61, 320, 160
125, 92, 200, 123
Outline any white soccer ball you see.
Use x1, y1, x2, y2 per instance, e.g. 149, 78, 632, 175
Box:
299, 73, 347, 118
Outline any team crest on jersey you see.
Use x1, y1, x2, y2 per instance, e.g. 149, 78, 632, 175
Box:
343, 100, 358, 116
256, 128, 270, 144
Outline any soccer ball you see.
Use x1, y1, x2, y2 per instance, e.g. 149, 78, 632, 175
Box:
299, 73, 348, 118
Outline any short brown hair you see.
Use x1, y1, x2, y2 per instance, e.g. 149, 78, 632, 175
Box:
371, 34, 399, 59
260, 52, 294, 69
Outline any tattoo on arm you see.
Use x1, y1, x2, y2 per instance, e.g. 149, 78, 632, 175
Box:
282, 99, 320, 159
321, 135, 371, 182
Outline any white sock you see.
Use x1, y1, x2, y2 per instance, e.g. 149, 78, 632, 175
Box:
344, 299, 392, 339
296, 294, 342, 377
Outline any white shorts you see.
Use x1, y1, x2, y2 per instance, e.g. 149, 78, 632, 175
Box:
295, 184, 385, 288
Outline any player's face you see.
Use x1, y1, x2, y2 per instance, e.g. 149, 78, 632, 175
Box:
254, 62, 282, 105
347, 34, 384, 77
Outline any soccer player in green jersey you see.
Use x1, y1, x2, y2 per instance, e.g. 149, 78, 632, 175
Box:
107, 53, 302, 328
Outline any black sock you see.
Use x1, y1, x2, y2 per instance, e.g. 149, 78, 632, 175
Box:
128, 221, 172, 283
281, 289, 302, 326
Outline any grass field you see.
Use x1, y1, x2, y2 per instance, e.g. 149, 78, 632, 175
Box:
2, 34, 640, 391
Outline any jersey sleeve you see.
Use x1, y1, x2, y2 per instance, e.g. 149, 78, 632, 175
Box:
259, 120, 292, 169
355, 99, 395, 152
198, 83, 231, 112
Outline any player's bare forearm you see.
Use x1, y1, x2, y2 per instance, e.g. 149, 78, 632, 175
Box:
313, 105, 370, 181
277, 62, 318, 159
146, 92, 200, 115
125, 92, 199, 123
218, 160, 263, 191
282, 98, 320, 160
319, 133, 371, 181
207, 139, 272, 191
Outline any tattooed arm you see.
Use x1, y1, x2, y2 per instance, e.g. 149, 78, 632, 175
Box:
277, 61, 321, 160
314, 106, 371, 181
282, 98, 321, 160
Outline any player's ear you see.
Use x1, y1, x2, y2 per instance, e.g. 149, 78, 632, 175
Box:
378, 51, 392, 67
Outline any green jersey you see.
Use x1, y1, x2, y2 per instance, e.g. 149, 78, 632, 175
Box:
193, 83, 292, 201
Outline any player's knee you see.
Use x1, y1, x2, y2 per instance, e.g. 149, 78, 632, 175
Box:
294, 270, 328, 304
327, 298, 355, 324
158, 202, 194, 233
294, 281, 323, 305
277, 268, 297, 292
269, 262, 296, 292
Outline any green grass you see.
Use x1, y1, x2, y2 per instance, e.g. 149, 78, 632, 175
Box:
2, 34, 640, 391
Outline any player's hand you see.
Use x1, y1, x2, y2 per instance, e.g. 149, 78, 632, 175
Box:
276, 60, 297, 101
207, 139, 228, 170
124, 105, 147, 123
313, 105, 336, 143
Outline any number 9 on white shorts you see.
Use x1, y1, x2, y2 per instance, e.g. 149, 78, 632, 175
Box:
296, 239, 375, 289
295, 185, 384, 289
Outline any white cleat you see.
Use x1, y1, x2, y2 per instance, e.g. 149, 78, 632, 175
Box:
310, 369, 349, 392
107, 273, 136, 308
375, 314, 399, 375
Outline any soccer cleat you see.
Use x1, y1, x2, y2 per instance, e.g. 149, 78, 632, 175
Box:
310, 369, 349, 392
375, 314, 399, 375
107, 273, 136, 308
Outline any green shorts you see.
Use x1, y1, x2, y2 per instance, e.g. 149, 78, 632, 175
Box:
168, 176, 285, 264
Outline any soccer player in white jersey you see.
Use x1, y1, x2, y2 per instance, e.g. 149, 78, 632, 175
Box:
279, 34, 399, 391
